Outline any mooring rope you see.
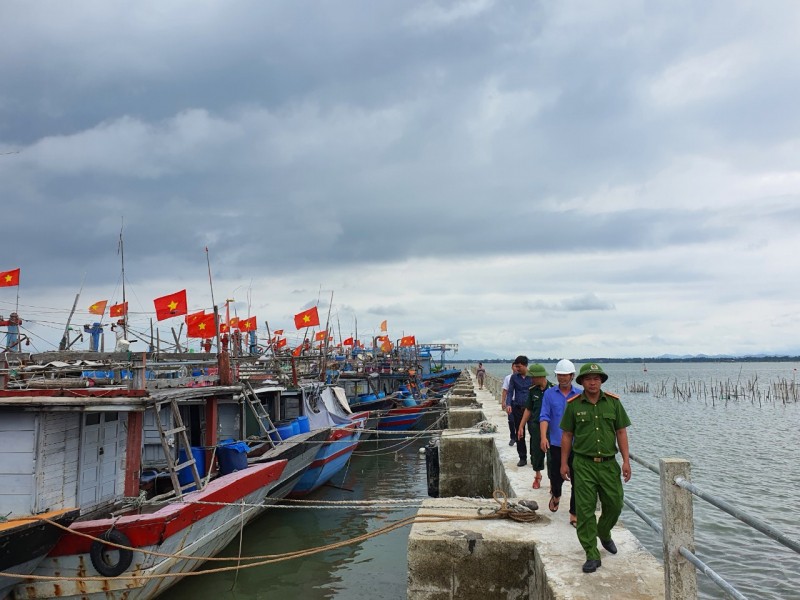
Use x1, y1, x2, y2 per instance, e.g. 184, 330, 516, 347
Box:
2, 491, 536, 583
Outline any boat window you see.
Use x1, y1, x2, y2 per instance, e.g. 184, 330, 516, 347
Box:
85, 413, 101, 426
105, 412, 119, 422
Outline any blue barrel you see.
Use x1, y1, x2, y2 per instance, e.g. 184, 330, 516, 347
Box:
217, 440, 249, 475
276, 424, 294, 440
296, 415, 310, 433
177, 447, 206, 492
290, 419, 300, 436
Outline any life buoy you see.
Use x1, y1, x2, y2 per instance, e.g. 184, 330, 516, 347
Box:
90, 529, 134, 577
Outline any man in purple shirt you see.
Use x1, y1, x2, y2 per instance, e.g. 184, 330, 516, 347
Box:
539, 359, 581, 523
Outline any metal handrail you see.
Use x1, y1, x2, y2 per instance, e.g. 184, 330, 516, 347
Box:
678, 547, 748, 600
674, 476, 800, 556
625, 452, 800, 600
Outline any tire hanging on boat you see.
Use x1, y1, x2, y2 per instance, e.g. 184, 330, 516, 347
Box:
90, 529, 134, 577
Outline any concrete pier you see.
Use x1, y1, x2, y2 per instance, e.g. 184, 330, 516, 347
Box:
408, 371, 664, 599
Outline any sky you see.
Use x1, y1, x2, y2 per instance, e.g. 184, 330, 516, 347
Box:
2, 0, 800, 360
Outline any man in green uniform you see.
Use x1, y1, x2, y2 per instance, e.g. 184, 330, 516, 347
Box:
517, 363, 552, 489
560, 363, 631, 573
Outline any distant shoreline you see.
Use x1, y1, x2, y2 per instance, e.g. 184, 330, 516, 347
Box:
450, 356, 800, 364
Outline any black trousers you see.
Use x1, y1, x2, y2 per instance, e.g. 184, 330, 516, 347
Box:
549, 445, 576, 515
511, 405, 527, 460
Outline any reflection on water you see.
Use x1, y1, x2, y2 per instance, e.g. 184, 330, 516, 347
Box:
487, 361, 800, 600
169, 436, 429, 600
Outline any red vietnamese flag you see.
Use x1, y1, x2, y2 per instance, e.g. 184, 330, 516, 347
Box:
380, 319, 387, 332
276, 338, 288, 349
0, 268, 20, 287
399, 335, 416, 347
343, 337, 354, 346
109, 302, 128, 318
380, 341, 392, 353
273, 329, 284, 336
238, 316, 257, 331
88, 300, 108, 316
294, 306, 320, 329
153, 289, 187, 321
229, 317, 240, 328
314, 330, 327, 341
376, 335, 389, 343
185, 310, 205, 326
292, 344, 303, 356
219, 322, 230, 333
188, 313, 216, 338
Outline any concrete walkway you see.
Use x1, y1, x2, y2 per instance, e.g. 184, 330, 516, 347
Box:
408, 372, 664, 599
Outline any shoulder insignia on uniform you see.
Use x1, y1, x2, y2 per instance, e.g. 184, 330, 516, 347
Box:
567, 393, 581, 403
604, 391, 620, 399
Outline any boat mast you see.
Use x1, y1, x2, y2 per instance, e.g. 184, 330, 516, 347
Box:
119, 222, 128, 338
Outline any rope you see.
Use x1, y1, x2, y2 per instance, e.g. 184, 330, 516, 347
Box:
5, 490, 537, 583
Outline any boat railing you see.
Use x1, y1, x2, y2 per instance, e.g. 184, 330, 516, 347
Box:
626, 452, 800, 600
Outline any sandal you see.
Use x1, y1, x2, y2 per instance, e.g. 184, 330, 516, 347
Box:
570, 515, 577, 528
548, 495, 560, 512
532, 473, 542, 489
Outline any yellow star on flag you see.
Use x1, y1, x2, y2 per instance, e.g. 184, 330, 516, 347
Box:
303, 315, 311, 323
168, 300, 178, 311
4, 275, 11, 283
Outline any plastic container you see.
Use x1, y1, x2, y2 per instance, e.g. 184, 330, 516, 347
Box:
177, 447, 206, 492
275, 424, 294, 440
217, 440, 249, 475
290, 419, 300, 436
296, 415, 310, 433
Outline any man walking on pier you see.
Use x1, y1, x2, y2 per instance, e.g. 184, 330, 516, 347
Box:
503, 355, 532, 467
516, 363, 551, 488
560, 363, 631, 574
539, 359, 581, 524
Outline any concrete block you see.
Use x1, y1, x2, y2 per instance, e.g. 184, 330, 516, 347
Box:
439, 435, 494, 497
448, 409, 484, 430
448, 395, 479, 407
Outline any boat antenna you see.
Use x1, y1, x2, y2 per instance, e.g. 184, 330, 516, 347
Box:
320, 290, 334, 381
118, 219, 128, 338
205, 247, 222, 353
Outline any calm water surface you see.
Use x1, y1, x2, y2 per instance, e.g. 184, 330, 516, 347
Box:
487, 361, 800, 600
170, 362, 800, 600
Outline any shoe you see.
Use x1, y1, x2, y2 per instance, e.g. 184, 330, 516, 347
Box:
570, 516, 577, 528
548, 495, 560, 512
600, 538, 617, 554
517, 458, 527, 467
582, 559, 601, 573
508, 439, 516, 446
532, 474, 542, 489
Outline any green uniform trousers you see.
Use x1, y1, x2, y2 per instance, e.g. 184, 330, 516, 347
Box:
527, 420, 546, 471
572, 454, 624, 560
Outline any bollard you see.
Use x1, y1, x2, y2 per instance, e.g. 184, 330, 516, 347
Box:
659, 458, 698, 600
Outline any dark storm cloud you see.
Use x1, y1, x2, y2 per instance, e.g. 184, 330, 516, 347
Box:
3, 1, 800, 358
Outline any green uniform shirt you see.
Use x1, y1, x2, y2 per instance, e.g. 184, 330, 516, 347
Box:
524, 380, 553, 418
559, 390, 631, 458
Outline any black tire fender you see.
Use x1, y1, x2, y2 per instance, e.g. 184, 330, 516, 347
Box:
90, 529, 134, 577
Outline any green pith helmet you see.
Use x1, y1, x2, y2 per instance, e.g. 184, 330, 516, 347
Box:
576, 363, 608, 384
528, 363, 547, 377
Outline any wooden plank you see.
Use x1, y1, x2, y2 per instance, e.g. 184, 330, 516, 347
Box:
0, 430, 36, 453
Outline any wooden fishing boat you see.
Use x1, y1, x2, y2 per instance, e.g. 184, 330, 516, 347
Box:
0, 508, 79, 600
18, 461, 287, 600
